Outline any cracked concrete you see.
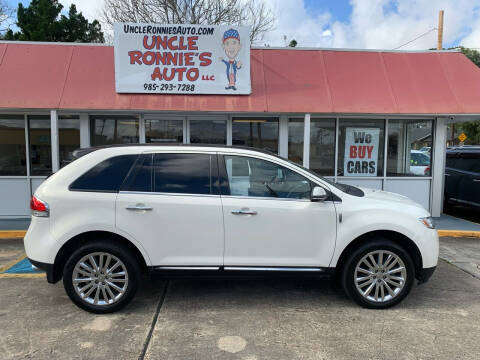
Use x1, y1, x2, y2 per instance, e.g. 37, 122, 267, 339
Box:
439, 236, 480, 279
0, 237, 479, 359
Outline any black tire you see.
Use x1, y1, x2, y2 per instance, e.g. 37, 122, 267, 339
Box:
341, 238, 415, 309
63, 239, 141, 314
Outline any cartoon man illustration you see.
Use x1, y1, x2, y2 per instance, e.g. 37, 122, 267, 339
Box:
220, 28, 242, 90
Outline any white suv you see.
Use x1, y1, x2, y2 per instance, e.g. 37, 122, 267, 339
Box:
24, 145, 438, 313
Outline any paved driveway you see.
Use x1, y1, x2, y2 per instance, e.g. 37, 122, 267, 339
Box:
0, 240, 479, 360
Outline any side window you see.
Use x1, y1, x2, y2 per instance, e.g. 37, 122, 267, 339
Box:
70, 155, 137, 192
121, 154, 153, 192
455, 154, 476, 172
154, 153, 213, 195
445, 155, 456, 168
224, 155, 312, 199
471, 155, 480, 174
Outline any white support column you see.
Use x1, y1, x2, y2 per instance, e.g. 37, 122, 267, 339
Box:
227, 115, 233, 146
184, 117, 190, 144
278, 115, 288, 158
431, 117, 447, 217
139, 113, 146, 143
334, 117, 339, 182
79, 113, 90, 148
25, 114, 32, 197
303, 113, 311, 168
50, 110, 59, 173
383, 119, 389, 190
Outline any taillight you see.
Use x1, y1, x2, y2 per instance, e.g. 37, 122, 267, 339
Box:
424, 166, 430, 176
30, 196, 49, 217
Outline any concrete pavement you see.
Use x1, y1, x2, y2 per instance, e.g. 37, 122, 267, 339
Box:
0, 237, 479, 359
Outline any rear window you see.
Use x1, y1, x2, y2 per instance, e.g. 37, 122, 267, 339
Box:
154, 153, 214, 195
70, 155, 138, 192
446, 152, 480, 173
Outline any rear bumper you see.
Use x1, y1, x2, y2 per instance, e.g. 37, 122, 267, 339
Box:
28, 258, 57, 284
417, 266, 436, 284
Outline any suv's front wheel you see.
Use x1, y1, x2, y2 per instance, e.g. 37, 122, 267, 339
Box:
341, 239, 415, 309
63, 240, 141, 313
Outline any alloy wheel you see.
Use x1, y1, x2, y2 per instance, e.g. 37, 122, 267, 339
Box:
72, 252, 129, 306
354, 250, 407, 303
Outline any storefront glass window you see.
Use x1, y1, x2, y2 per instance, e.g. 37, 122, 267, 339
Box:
338, 119, 385, 177
288, 118, 304, 165
387, 119, 433, 176
232, 117, 278, 153
146, 119, 183, 143
189, 120, 226, 144
28, 115, 52, 176
59, 115, 80, 167
90, 115, 139, 145
0, 115, 26, 176
310, 118, 336, 176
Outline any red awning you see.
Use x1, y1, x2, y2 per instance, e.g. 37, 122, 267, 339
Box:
1, 42, 480, 114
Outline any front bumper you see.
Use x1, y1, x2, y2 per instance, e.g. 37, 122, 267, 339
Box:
417, 266, 436, 284
28, 258, 56, 284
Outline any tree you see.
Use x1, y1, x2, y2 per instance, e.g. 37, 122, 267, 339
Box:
289, 39, 297, 47
102, 0, 275, 44
3, 0, 104, 42
0, 0, 12, 34
455, 47, 480, 145
459, 121, 480, 145
457, 46, 480, 68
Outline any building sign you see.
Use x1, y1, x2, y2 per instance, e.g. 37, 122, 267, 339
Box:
113, 23, 251, 94
344, 128, 380, 176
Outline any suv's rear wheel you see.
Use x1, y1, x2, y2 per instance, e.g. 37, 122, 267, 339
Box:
63, 241, 140, 313
341, 239, 415, 309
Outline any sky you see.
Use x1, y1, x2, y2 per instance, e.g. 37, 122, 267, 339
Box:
3, 0, 480, 50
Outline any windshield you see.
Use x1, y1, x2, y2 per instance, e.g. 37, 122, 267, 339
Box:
410, 152, 430, 166
281, 157, 363, 196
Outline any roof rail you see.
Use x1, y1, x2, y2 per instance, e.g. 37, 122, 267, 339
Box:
71, 143, 278, 159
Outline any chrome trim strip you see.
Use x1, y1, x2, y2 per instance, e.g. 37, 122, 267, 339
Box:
224, 267, 324, 272
451, 198, 480, 206
119, 191, 220, 198
221, 195, 311, 202
154, 266, 220, 270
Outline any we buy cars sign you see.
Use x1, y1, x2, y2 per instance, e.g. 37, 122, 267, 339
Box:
114, 23, 251, 94
344, 128, 380, 176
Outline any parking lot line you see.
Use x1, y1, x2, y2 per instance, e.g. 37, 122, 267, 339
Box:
0, 273, 45, 278
0, 254, 27, 273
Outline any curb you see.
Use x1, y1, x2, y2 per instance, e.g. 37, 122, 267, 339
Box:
437, 230, 480, 238
1, 230, 480, 239
0, 230, 26, 239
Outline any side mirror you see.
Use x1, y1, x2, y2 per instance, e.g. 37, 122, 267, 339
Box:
311, 186, 328, 202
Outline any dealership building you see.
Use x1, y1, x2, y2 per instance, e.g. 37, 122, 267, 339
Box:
1, 40, 480, 219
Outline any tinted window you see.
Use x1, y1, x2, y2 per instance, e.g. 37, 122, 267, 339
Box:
154, 154, 213, 194
122, 154, 152, 192
0, 115, 26, 175
70, 155, 137, 192
224, 155, 312, 199
410, 152, 430, 166
455, 154, 480, 173
446, 155, 457, 168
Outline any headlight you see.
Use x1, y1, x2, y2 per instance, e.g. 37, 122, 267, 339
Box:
419, 216, 435, 229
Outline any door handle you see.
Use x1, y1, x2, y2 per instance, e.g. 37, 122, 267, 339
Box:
445, 173, 451, 177
231, 208, 258, 215
473, 179, 480, 182
126, 204, 153, 211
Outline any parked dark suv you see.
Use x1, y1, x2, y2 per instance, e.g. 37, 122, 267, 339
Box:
444, 146, 480, 209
